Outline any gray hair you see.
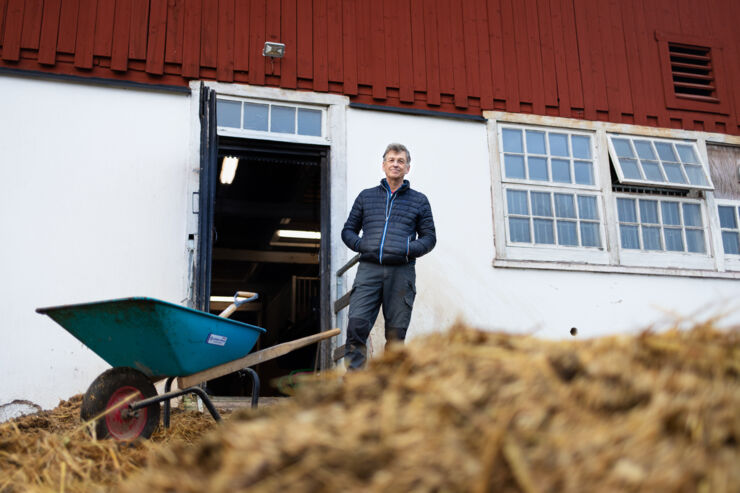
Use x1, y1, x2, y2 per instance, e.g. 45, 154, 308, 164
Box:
383, 143, 411, 164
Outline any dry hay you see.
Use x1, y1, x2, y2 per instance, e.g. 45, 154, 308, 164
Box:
0, 395, 221, 492
117, 323, 740, 493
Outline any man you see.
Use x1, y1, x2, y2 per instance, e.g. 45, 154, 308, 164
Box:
341, 143, 436, 370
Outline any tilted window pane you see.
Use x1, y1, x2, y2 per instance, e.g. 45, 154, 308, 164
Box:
580, 222, 601, 247
551, 159, 571, 183
722, 231, 740, 254
527, 157, 549, 181
655, 142, 678, 161
620, 159, 642, 180
664, 163, 687, 184
297, 108, 322, 136
634, 140, 656, 160
557, 221, 578, 246
682, 203, 702, 227
664, 228, 684, 251
243, 102, 269, 131
217, 100, 242, 128
612, 138, 634, 158
549, 133, 569, 156
685, 229, 705, 253
661, 202, 681, 225
502, 128, 523, 153
504, 154, 526, 179
639, 200, 659, 224
684, 165, 708, 186
642, 226, 662, 250
526, 130, 546, 154
718, 206, 737, 228
509, 217, 531, 243
676, 144, 698, 163
571, 135, 591, 159
574, 161, 594, 185
620, 225, 640, 249
531, 192, 553, 216
271, 105, 296, 133
534, 219, 555, 244
506, 189, 529, 215
641, 161, 664, 182
554, 194, 576, 218
617, 198, 637, 222
578, 196, 598, 220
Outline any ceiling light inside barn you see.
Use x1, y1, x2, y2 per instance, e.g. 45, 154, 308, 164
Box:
263, 42, 286, 58
220, 156, 239, 184
276, 230, 321, 240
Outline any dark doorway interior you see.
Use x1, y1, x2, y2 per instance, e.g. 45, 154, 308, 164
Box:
206, 137, 327, 397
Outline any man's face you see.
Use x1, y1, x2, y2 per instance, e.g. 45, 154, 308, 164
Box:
382, 150, 410, 182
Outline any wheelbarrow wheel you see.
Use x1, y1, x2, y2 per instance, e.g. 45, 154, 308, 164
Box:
80, 367, 160, 440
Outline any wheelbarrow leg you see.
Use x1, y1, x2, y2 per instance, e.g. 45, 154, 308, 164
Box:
238, 368, 260, 409
131, 387, 222, 423
163, 377, 176, 429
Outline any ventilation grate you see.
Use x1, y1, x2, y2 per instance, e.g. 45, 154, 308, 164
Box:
669, 43, 717, 102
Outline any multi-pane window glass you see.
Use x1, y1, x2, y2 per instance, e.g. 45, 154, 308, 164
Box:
617, 197, 706, 253
216, 98, 324, 138
505, 188, 602, 247
718, 205, 740, 255
607, 135, 713, 189
501, 127, 596, 186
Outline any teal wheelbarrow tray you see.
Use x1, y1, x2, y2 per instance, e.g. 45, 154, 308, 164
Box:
37, 293, 340, 440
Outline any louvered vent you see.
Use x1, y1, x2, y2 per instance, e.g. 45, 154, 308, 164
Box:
669, 43, 717, 102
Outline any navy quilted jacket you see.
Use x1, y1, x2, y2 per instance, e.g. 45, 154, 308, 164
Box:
342, 179, 436, 265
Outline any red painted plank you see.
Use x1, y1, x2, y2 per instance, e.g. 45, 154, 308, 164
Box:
280, 0, 297, 88
1, 0, 22, 60
639, 0, 670, 126
354, 0, 369, 84
180, 0, 200, 77
596, 0, 621, 120
486, 0, 506, 101
296, 0, 311, 79
165, 0, 185, 64
524, 0, 545, 113
74, 0, 97, 69
536, 0, 558, 108
707, 0, 739, 131
423, 0, 440, 105
20, 0, 42, 50
93, 0, 115, 56
474, 0, 493, 110
145, 0, 167, 74
110, 0, 132, 71
607, 0, 632, 117
548, 0, 571, 116
200, 0, 217, 68
382, 0, 398, 88
128, 0, 149, 60
435, 0, 453, 94
216, 0, 234, 81
326, 0, 341, 82
572, 0, 595, 119
340, 0, 356, 94
511, 0, 533, 106
247, 0, 265, 85
264, 0, 279, 76
500, 0, 520, 111
449, 0, 467, 108
559, 0, 583, 109
233, 0, 249, 71
313, 0, 328, 91
37, 0, 61, 64
396, 0, 414, 103
370, 0, 385, 99
0, 0, 7, 47
618, 0, 646, 124
409, 0, 426, 93
462, 0, 480, 97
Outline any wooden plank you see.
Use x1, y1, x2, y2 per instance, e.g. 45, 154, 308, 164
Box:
1, 0, 23, 60
213, 248, 318, 264
326, 0, 341, 82
500, 0, 520, 111
486, 0, 506, 101
333, 290, 350, 313
164, 0, 185, 64
233, 0, 249, 71
607, 0, 632, 117
409, 0, 426, 93
340, 0, 357, 94
536, 0, 557, 108
180, 0, 200, 77
548, 0, 571, 116
354, 0, 369, 83
279, 0, 297, 88
707, 0, 738, 132
37, 0, 61, 64
449, 0, 467, 108
128, 0, 149, 60
110, 0, 132, 71
247, 0, 265, 84
382, 0, 398, 88
20, 0, 42, 50
638, 0, 669, 126
559, 0, 583, 109
572, 0, 594, 119
200, 0, 217, 68
370, 0, 385, 99
57, 0, 79, 54
296, 0, 311, 79
435, 0, 452, 94
178, 329, 341, 389
0, 0, 7, 48
74, 0, 97, 69
474, 0, 493, 109
618, 0, 645, 124
597, 0, 621, 120
312, 0, 328, 91
512, 0, 532, 105
265, 0, 279, 76
423, 0, 440, 105
524, 0, 545, 114
396, 0, 413, 103
145, 0, 167, 74
462, 0, 479, 98
93, 0, 115, 56
216, 0, 234, 81
586, 0, 608, 114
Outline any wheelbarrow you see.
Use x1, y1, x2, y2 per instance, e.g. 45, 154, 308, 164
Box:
36, 292, 340, 440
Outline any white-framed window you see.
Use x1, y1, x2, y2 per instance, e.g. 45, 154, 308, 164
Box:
717, 201, 740, 256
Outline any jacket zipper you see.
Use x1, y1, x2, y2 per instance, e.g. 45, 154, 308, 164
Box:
379, 187, 397, 264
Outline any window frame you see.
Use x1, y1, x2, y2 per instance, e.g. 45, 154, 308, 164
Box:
716, 200, 740, 271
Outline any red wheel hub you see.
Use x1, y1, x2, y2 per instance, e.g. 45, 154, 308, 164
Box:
104, 386, 148, 440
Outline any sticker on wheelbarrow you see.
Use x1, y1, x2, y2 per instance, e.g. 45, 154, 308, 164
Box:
206, 334, 228, 346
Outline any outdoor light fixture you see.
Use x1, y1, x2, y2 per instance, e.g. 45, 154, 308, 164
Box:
276, 230, 321, 240
220, 156, 239, 185
262, 42, 285, 58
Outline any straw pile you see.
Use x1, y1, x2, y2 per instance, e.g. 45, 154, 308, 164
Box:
117, 323, 740, 493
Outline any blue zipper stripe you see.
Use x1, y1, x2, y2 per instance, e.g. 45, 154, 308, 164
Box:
379, 186, 397, 264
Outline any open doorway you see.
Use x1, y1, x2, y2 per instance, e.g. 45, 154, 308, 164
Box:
204, 137, 330, 397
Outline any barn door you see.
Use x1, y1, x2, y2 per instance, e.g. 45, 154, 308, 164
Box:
194, 85, 218, 311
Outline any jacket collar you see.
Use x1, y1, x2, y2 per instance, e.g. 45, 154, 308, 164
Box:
380, 178, 410, 194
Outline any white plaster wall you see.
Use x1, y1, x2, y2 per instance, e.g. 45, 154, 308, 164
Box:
343, 109, 740, 355
0, 75, 192, 413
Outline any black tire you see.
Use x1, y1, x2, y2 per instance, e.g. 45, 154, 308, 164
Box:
80, 367, 160, 440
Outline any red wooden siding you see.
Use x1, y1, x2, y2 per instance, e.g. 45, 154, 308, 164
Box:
1, 0, 739, 135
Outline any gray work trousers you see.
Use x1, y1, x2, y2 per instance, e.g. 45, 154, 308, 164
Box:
345, 261, 416, 370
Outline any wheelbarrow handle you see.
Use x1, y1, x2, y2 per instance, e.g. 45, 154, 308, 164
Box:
218, 291, 259, 319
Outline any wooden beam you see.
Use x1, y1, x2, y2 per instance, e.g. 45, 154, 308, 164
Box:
214, 248, 318, 264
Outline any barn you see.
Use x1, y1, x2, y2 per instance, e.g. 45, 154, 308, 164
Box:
1, 0, 739, 418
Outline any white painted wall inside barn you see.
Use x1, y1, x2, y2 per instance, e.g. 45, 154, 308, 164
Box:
342, 108, 740, 356
0, 76, 192, 416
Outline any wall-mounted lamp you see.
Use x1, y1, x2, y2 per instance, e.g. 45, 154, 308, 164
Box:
263, 42, 286, 58
220, 156, 239, 185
